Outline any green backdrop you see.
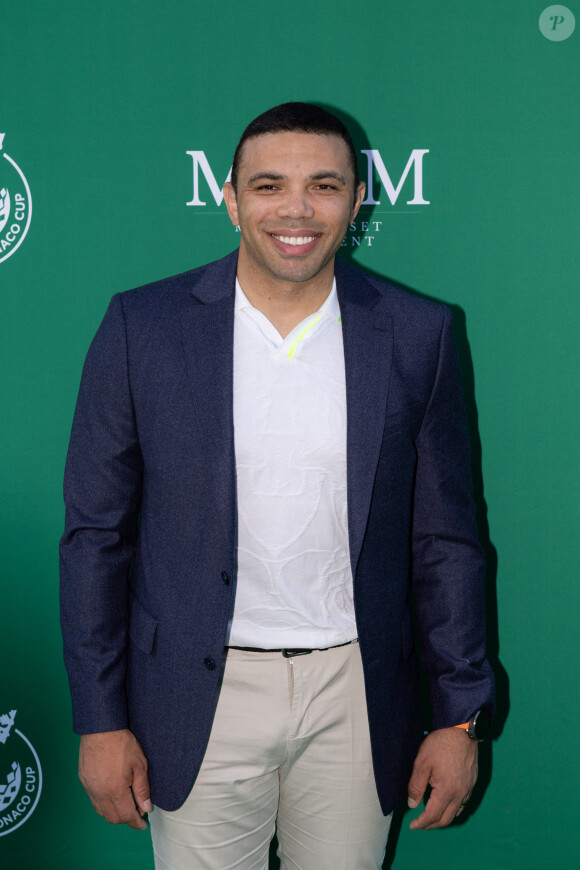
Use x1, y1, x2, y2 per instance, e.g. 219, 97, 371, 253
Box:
2, 2, 579, 867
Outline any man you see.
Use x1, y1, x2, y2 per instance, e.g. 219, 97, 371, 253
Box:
60, 103, 494, 869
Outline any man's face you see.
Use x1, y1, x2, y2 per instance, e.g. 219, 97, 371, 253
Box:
224, 131, 365, 287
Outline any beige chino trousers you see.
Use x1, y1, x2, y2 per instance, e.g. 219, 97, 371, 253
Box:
149, 641, 392, 870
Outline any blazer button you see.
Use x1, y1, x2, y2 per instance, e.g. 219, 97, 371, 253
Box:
203, 657, 216, 670
221, 571, 230, 585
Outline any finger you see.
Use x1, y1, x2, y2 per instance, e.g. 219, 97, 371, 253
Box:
89, 787, 147, 830
407, 762, 429, 809
127, 808, 148, 831
411, 805, 457, 830
409, 787, 455, 830
455, 790, 472, 818
96, 789, 148, 830
431, 799, 463, 829
422, 796, 465, 830
132, 766, 153, 815
87, 793, 147, 829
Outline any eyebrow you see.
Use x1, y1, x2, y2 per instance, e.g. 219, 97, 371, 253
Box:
247, 172, 286, 184
247, 170, 349, 186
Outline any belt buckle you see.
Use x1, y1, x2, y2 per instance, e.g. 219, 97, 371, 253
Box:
282, 648, 313, 657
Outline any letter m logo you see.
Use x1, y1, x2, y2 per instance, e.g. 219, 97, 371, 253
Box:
361, 149, 429, 206
186, 151, 232, 206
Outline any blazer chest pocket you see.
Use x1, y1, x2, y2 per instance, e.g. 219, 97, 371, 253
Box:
129, 595, 158, 655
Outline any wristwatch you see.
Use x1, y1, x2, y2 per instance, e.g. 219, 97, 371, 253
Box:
455, 709, 491, 741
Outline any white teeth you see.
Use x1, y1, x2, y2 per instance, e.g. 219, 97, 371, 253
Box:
274, 235, 316, 246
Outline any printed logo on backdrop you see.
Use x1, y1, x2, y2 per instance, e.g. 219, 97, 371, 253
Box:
186, 148, 429, 250
0, 134, 32, 264
539, 6, 576, 40
0, 710, 42, 836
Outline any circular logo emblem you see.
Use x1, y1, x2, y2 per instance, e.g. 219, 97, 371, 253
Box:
0, 710, 42, 837
0, 135, 33, 265
539, 5, 576, 40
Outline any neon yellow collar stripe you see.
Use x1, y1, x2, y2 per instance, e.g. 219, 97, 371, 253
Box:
286, 315, 323, 359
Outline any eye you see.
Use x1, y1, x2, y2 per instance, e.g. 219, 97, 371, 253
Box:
314, 184, 337, 191
256, 184, 279, 191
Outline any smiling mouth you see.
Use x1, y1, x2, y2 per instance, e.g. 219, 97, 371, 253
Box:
271, 234, 319, 247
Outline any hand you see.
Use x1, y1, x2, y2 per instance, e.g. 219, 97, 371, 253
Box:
79, 729, 152, 830
407, 727, 478, 830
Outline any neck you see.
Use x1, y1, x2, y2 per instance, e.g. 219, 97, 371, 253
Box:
236, 255, 335, 339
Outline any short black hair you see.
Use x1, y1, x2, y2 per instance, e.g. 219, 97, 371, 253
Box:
231, 102, 359, 192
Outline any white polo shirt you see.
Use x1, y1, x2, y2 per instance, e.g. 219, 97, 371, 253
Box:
229, 278, 357, 649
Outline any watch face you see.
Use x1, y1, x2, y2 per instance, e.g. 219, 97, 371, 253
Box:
472, 709, 491, 740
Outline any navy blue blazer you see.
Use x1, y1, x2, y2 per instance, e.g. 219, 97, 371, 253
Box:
60, 251, 494, 814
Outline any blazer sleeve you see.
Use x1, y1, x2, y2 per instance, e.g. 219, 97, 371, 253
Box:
411, 306, 494, 728
59, 293, 143, 734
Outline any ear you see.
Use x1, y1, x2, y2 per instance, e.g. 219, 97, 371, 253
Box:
350, 181, 366, 223
223, 182, 240, 228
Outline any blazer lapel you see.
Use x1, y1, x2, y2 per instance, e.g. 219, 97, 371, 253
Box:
180, 252, 238, 546
336, 260, 393, 580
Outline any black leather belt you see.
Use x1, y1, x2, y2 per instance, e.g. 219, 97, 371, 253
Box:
228, 640, 356, 657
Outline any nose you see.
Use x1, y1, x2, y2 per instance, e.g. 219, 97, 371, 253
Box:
277, 187, 315, 220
